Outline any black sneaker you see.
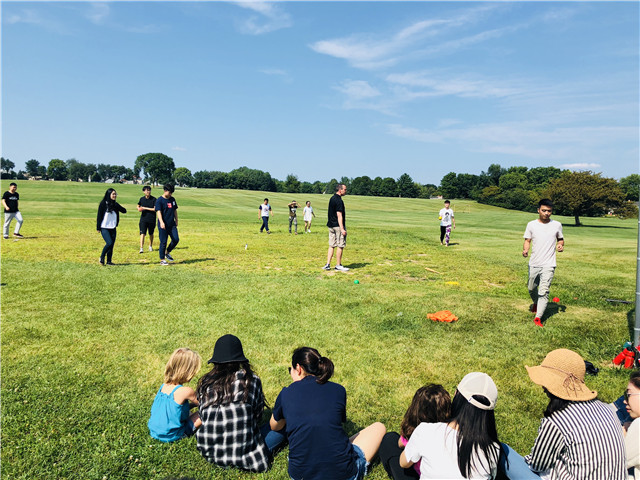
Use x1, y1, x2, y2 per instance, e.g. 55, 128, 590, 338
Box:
165, 253, 174, 262
99, 258, 105, 265
106, 262, 116, 266
322, 264, 331, 270
13, 233, 24, 238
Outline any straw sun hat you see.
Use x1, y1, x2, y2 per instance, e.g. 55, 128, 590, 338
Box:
525, 348, 597, 401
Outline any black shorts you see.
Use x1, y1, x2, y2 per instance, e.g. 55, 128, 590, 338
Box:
140, 220, 155, 235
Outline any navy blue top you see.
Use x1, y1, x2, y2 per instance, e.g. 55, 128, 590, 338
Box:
155, 196, 178, 228
272, 375, 358, 480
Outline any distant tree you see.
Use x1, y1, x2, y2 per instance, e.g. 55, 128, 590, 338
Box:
350, 176, 373, 196
300, 181, 314, 194
193, 170, 228, 189
484, 164, 505, 186
339, 176, 352, 190
1, 157, 15, 173
111, 165, 128, 182
614, 201, 638, 219
619, 174, 640, 202
16, 170, 28, 180
97, 164, 113, 181
25, 159, 40, 177
397, 173, 419, 198
371, 177, 383, 196
135, 153, 175, 185
545, 171, 626, 225
37, 165, 47, 178
86, 164, 97, 181
499, 171, 528, 191
174, 167, 193, 187
284, 174, 301, 193
379, 177, 398, 197
439, 172, 458, 198
456, 173, 480, 199
325, 178, 339, 194
312, 181, 325, 194
418, 183, 438, 199
66, 159, 87, 181
526, 166, 563, 188
47, 159, 68, 180
91, 171, 102, 183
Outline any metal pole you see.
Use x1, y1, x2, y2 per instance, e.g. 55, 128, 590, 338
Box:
635, 184, 640, 347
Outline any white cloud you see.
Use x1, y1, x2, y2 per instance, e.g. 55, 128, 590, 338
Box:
5, 9, 71, 35
233, 1, 292, 35
334, 80, 381, 100
172, 147, 187, 152
86, 3, 110, 25
561, 163, 602, 170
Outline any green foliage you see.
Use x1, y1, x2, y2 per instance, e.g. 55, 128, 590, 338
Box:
546, 171, 626, 225
284, 174, 301, 193
25, 159, 40, 177
135, 153, 175, 185
47, 158, 68, 180
1, 180, 635, 479
174, 167, 193, 187
397, 173, 419, 198
619, 174, 640, 202
1, 157, 16, 173
439, 172, 458, 198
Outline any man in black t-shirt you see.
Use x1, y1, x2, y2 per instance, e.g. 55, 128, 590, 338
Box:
2, 182, 23, 239
323, 183, 349, 271
137, 185, 156, 253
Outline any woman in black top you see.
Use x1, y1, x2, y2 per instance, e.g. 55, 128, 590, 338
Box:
96, 188, 126, 265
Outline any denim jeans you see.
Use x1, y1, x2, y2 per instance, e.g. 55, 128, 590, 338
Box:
100, 228, 117, 263
158, 225, 179, 260
499, 443, 540, 479
261, 216, 270, 232
259, 423, 287, 453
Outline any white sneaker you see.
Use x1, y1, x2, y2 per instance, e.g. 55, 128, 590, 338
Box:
335, 265, 350, 271
160, 260, 169, 266
149, 246, 153, 252
139, 248, 144, 254
322, 264, 331, 271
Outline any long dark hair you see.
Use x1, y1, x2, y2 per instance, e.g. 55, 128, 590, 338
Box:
196, 361, 266, 408
449, 391, 502, 479
543, 388, 571, 417
400, 384, 451, 440
102, 188, 116, 212
292, 347, 334, 384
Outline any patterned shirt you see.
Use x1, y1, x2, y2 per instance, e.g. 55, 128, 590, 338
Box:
196, 370, 270, 472
525, 400, 626, 480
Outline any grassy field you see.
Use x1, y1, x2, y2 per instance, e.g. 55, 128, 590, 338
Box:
1, 180, 637, 480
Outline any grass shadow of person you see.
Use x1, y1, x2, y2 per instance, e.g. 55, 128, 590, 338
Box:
627, 306, 636, 341
344, 262, 370, 269
542, 302, 567, 322
178, 258, 216, 265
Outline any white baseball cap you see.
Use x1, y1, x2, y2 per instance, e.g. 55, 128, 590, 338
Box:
457, 372, 498, 411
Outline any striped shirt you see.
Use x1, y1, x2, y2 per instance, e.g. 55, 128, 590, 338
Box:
525, 400, 626, 480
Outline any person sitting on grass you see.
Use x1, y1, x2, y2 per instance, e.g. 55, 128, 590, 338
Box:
400, 372, 503, 479
270, 346, 386, 480
623, 370, 639, 479
379, 384, 451, 479
196, 334, 285, 473
148, 347, 202, 443
499, 348, 626, 479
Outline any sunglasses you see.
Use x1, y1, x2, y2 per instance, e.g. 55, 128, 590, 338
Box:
624, 391, 640, 402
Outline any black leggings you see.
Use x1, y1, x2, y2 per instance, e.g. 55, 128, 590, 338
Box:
378, 432, 419, 480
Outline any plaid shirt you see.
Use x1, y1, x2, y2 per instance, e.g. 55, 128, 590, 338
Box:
196, 370, 271, 473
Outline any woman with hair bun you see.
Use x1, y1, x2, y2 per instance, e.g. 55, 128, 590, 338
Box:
270, 346, 386, 480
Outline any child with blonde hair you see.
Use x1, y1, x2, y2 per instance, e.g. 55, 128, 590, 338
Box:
148, 347, 202, 442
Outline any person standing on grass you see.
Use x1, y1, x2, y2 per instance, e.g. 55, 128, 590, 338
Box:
3, 182, 24, 239
303, 201, 315, 233
155, 183, 179, 266
438, 200, 455, 246
323, 183, 349, 271
270, 346, 386, 480
522, 198, 564, 328
259, 198, 273, 234
96, 188, 127, 265
137, 185, 156, 253
288, 200, 301, 235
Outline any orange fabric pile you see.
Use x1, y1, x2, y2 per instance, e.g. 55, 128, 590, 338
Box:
427, 310, 458, 323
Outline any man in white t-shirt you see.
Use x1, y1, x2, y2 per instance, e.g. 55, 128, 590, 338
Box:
259, 198, 273, 234
523, 199, 564, 328
439, 200, 456, 246
303, 201, 315, 233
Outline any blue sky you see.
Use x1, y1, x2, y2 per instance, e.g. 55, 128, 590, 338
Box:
2, 1, 638, 185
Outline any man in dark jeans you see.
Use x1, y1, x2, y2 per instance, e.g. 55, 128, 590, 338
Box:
155, 184, 179, 266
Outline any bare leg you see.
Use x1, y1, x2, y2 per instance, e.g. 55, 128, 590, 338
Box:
189, 411, 202, 429
350, 422, 386, 462
336, 246, 343, 266
326, 246, 335, 265
140, 233, 145, 249
149, 233, 154, 249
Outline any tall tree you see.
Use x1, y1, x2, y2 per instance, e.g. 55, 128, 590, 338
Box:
135, 153, 175, 185
619, 174, 640, 202
350, 176, 373, 196
396, 173, 419, 198
47, 159, 68, 181
545, 171, 626, 225
439, 172, 458, 199
1, 157, 15, 173
174, 167, 193, 187
25, 159, 40, 177
66, 159, 87, 181
379, 177, 398, 197
284, 174, 301, 193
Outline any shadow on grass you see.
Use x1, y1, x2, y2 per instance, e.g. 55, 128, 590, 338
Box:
563, 224, 632, 229
344, 262, 371, 269
627, 307, 637, 341
542, 302, 567, 322
179, 258, 216, 265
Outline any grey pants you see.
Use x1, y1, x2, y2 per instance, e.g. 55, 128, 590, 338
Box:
528, 265, 555, 318
289, 215, 297, 233
4, 211, 23, 236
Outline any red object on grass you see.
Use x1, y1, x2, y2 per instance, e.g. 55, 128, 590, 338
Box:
552, 297, 560, 303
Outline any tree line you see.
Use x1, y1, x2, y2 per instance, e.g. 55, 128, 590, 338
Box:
2, 155, 637, 223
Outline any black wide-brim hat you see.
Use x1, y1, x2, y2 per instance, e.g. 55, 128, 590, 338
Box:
208, 334, 248, 364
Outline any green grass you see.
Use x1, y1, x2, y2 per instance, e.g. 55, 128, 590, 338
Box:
1, 180, 637, 479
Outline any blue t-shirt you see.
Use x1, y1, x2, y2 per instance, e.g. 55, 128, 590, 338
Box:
155, 196, 178, 228
148, 384, 190, 443
272, 375, 358, 480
